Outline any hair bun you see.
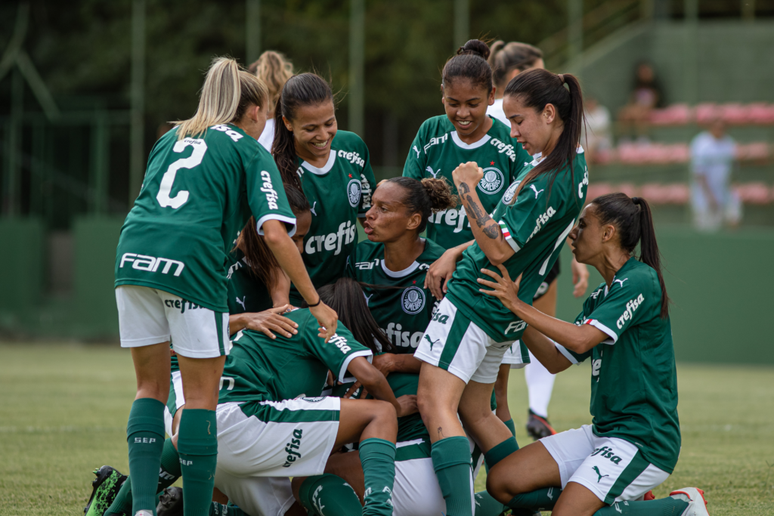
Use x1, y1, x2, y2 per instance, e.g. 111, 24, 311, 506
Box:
457, 39, 490, 61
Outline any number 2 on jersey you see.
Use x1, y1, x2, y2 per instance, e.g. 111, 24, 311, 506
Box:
156, 138, 208, 209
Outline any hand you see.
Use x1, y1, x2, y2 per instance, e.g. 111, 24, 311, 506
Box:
343, 382, 362, 399
310, 301, 338, 343
239, 306, 298, 339
396, 394, 418, 417
372, 354, 395, 378
452, 161, 483, 190
476, 264, 523, 313
570, 258, 589, 298
425, 247, 462, 299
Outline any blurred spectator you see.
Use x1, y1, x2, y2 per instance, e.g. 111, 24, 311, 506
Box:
248, 50, 294, 151
689, 119, 741, 231
617, 61, 663, 142
582, 96, 612, 164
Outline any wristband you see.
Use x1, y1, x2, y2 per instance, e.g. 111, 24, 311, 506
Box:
308, 297, 322, 308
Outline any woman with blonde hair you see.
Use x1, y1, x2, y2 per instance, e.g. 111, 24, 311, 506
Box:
112, 57, 336, 516
249, 50, 294, 151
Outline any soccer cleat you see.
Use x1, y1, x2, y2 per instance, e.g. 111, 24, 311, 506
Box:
156, 487, 184, 516
643, 490, 655, 500
84, 466, 128, 516
525, 410, 557, 441
669, 487, 710, 516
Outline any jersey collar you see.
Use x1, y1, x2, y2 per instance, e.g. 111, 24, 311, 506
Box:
451, 131, 491, 150
300, 151, 336, 175
380, 239, 426, 278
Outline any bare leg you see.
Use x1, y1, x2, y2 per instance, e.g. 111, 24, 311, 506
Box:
417, 362, 467, 442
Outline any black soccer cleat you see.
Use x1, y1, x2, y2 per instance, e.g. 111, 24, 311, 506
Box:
525, 409, 557, 441
156, 486, 184, 516
84, 465, 128, 516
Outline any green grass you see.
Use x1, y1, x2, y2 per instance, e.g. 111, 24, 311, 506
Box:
1, 343, 773, 516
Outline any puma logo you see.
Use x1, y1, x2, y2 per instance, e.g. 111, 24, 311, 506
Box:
612, 278, 628, 288
530, 184, 544, 199
546, 487, 555, 500
413, 145, 420, 159
592, 466, 609, 483
235, 296, 247, 311
424, 334, 441, 350
363, 293, 374, 305
310, 201, 318, 216
425, 166, 441, 178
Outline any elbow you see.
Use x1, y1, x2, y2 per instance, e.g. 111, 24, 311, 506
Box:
545, 361, 566, 375
485, 249, 509, 266
262, 225, 287, 248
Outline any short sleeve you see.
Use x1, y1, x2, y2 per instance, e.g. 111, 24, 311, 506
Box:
497, 182, 554, 253
580, 276, 653, 344
359, 145, 377, 216
403, 124, 427, 180
306, 325, 373, 383
246, 154, 297, 236
555, 342, 591, 365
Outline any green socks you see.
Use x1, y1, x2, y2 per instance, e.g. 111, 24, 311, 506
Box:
503, 418, 516, 437
474, 490, 509, 516
177, 409, 218, 516
127, 398, 166, 515
359, 438, 396, 516
506, 486, 561, 511
298, 474, 362, 516
431, 436, 474, 516
209, 501, 247, 516
106, 437, 184, 516
594, 498, 689, 515
483, 436, 518, 470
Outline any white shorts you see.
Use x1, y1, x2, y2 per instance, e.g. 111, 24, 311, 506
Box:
540, 425, 670, 505
215, 398, 340, 480
394, 455, 445, 516
414, 297, 515, 384
500, 340, 529, 368
116, 285, 230, 359
163, 370, 185, 436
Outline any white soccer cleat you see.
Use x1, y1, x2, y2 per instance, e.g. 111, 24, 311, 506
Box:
669, 487, 710, 516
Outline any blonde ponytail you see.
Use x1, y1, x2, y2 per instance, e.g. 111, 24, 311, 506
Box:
250, 51, 294, 117
175, 57, 269, 140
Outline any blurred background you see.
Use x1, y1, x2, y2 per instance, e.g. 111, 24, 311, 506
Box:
0, 0, 772, 364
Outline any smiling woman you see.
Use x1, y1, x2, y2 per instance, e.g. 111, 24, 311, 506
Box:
272, 73, 377, 304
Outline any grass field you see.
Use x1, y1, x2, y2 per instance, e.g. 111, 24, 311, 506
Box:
1, 343, 773, 516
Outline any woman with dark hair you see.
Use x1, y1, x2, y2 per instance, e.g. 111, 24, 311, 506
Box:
404, 39, 532, 294
477, 194, 708, 516
214, 278, 413, 516
272, 73, 377, 304
412, 68, 590, 516
487, 41, 544, 128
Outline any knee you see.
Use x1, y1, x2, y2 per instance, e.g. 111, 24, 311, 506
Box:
371, 400, 397, 428
485, 465, 518, 504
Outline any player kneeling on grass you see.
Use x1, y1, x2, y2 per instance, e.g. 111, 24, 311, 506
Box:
214, 277, 414, 516
474, 193, 710, 516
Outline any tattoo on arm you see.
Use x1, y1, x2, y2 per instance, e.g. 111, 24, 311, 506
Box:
458, 182, 471, 195
482, 224, 499, 239
460, 183, 501, 239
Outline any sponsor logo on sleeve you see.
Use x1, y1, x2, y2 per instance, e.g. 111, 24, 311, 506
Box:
329, 334, 352, 354
282, 429, 304, 467
337, 149, 366, 167
579, 167, 589, 199
401, 286, 426, 315
616, 294, 645, 329
260, 170, 279, 209
489, 138, 517, 162
477, 167, 505, 194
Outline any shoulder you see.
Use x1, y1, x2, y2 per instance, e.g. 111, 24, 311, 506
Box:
583, 282, 607, 312
419, 238, 446, 263
416, 116, 453, 138
355, 239, 383, 262
606, 260, 662, 310
333, 130, 368, 150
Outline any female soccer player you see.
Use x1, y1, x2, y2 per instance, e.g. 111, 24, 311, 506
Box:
215, 278, 414, 516
273, 73, 377, 304
113, 57, 336, 516
486, 39, 590, 441
403, 40, 531, 283
248, 50, 294, 152
477, 194, 708, 516
414, 68, 589, 516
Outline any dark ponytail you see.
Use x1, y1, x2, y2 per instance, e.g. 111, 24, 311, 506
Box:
505, 69, 584, 202
382, 177, 457, 234
272, 73, 334, 191
310, 278, 394, 354
235, 185, 311, 293
592, 193, 670, 318
442, 39, 493, 92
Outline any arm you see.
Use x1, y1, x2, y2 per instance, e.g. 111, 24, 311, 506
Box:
262, 219, 338, 341
347, 356, 414, 417
452, 162, 515, 265
270, 269, 292, 307
424, 240, 475, 299
228, 306, 298, 339
477, 264, 607, 354
372, 353, 422, 376
520, 326, 572, 374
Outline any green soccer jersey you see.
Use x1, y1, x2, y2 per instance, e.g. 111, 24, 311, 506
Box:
403, 115, 532, 249
347, 238, 444, 353
562, 258, 680, 473
115, 125, 295, 312
289, 131, 377, 304
447, 151, 590, 343
225, 248, 272, 315
218, 309, 373, 415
